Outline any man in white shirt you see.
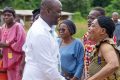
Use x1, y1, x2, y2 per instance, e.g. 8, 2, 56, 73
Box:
22, 0, 65, 80
31, 8, 58, 41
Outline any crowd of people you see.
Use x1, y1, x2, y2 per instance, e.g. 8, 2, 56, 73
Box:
0, 0, 120, 80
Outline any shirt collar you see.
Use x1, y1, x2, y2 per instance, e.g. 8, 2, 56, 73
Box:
38, 16, 52, 32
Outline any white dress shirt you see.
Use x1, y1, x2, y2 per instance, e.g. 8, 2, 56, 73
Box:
22, 17, 65, 80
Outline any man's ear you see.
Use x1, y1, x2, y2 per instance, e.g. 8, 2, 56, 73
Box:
46, 7, 51, 14
43, 7, 49, 15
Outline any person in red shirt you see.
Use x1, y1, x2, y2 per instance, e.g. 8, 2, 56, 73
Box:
82, 7, 106, 79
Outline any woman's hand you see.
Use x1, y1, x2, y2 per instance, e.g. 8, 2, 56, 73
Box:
70, 77, 78, 80
0, 42, 9, 48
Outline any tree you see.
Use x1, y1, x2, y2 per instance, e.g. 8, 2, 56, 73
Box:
0, 0, 41, 9
105, 0, 120, 16
91, 0, 111, 8
0, 0, 91, 18
0, 0, 4, 2
61, 0, 90, 17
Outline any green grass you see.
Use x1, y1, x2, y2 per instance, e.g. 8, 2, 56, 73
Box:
24, 19, 88, 39
24, 21, 31, 31
72, 12, 88, 38
73, 21, 87, 38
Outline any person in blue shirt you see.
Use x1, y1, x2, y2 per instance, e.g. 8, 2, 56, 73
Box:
58, 20, 84, 80
112, 12, 120, 46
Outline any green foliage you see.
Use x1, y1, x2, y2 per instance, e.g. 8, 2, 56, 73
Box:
91, 0, 111, 7
72, 12, 87, 38
0, 0, 91, 18
79, 0, 91, 17
0, 0, 41, 9
61, 0, 91, 17
72, 12, 82, 21
72, 12, 86, 23
0, 0, 120, 19
105, 0, 120, 17
61, 0, 80, 12
73, 20, 87, 38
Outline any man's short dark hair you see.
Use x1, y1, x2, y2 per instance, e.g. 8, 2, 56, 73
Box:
93, 7, 105, 16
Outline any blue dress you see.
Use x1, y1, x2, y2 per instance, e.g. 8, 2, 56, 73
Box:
58, 38, 84, 79
114, 21, 120, 46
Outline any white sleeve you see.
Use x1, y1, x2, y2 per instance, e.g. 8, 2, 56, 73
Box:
20, 19, 25, 26
33, 34, 66, 80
